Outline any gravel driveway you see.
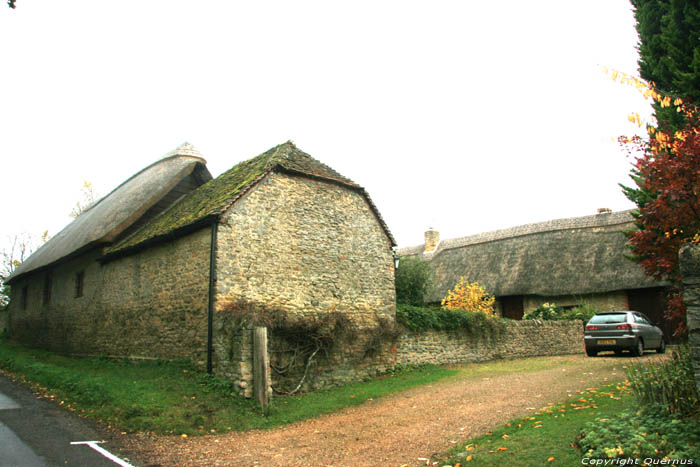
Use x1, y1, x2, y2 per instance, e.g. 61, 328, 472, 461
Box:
121, 354, 663, 467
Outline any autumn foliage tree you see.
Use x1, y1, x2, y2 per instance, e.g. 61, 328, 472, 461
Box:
619, 89, 700, 336
441, 277, 495, 316
614, 0, 700, 336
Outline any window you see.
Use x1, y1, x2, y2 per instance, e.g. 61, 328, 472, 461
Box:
42, 272, 52, 305
589, 313, 627, 324
75, 270, 85, 298
21, 285, 28, 310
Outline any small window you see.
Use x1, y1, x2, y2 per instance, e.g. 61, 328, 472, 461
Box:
635, 314, 651, 325
21, 285, 28, 310
42, 272, 52, 305
75, 271, 85, 298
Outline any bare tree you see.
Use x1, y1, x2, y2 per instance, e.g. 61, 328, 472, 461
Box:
0, 232, 49, 309
69, 180, 99, 219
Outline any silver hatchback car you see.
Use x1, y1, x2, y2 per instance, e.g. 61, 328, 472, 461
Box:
584, 311, 666, 357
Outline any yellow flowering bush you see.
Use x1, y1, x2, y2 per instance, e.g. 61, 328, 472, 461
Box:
441, 277, 495, 316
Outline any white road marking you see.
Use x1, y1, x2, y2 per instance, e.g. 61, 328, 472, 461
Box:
0, 420, 50, 466
70, 441, 134, 467
0, 391, 20, 410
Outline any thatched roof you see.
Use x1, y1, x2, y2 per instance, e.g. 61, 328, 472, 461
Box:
104, 141, 396, 258
398, 210, 661, 302
7, 143, 211, 283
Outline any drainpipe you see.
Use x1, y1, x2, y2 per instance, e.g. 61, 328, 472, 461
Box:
207, 219, 218, 374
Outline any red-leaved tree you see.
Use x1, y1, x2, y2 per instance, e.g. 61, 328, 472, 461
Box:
622, 98, 700, 336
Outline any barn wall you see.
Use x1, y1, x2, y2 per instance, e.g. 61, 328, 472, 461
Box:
7, 249, 103, 353
213, 171, 396, 395
98, 227, 211, 363
8, 228, 211, 363
214, 171, 395, 322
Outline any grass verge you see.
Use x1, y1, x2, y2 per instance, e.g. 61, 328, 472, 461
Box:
435, 381, 634, 466
0, 338, 457, 435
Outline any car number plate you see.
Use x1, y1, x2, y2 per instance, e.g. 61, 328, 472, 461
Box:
598, 339, 616, 345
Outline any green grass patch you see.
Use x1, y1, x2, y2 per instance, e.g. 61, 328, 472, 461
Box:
436, 382, 635, 466
453, 355, 589, 380
0, 338, 456, 435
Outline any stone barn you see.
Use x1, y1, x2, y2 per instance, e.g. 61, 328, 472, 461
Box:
399, 210, 678, 338
6, 141, 397, 393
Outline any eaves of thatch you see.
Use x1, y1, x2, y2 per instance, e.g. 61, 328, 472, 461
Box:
102, 141, 396, 260
398, 210, 663, 302
7, 143, 212, 284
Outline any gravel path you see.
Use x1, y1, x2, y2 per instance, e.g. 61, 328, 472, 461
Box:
122, 354, 662, 467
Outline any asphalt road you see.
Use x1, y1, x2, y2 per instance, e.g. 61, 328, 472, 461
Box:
0, 373, 135, 467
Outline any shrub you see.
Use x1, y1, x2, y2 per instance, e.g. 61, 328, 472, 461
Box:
523, 302, 562, 320
523, 303, 599, 322
577, 346, 700, 460
395, 256, 433, 306
396, 305, 506, 339
560, 304, 599, 323
626, 345, 699, 416
441, 278, 495, 315
577, 405, 700, 460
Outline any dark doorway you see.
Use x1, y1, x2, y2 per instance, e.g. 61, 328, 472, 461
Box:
627, 287, 682, 343
500, 295, 524, 320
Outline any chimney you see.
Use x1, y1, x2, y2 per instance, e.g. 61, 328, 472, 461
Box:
424, 228, 440, 254
597, 208, 612, 214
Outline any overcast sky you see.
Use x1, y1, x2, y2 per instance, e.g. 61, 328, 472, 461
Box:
1, 1, 653, 252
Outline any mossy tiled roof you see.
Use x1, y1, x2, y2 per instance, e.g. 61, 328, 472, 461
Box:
107, 141, 394, 255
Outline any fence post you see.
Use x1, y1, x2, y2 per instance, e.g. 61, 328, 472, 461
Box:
253, 326, 270, 415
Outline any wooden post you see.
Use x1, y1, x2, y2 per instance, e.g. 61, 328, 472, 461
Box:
253, 326, 270, 415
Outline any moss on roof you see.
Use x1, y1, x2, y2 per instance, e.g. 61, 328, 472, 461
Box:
106, 141, 369, 254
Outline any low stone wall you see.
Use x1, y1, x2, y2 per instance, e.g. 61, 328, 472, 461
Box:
225, 319, 584, 397
396, 320, 584, 366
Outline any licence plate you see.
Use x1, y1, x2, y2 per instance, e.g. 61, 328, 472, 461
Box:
598, 339, 616, 345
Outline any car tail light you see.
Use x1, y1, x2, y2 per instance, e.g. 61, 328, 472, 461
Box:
616, 324, 632, 330
586, 325, 598, 330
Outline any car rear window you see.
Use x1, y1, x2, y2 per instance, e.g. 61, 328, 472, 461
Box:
589, 313, 628, 324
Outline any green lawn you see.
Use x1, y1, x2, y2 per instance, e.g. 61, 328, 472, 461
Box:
435, 381, 634, 466
0, 337, 632, 445
0, 337, 458, 435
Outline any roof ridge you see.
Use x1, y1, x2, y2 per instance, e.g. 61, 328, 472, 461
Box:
162, 142, 206, 159
398, 210, 635, 255
105, 141, 395, 256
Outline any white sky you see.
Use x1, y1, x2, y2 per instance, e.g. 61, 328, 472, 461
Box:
1, 1, 653, 251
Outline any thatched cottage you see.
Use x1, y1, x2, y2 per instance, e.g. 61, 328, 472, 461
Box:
6, 141, 397, 388
399, 210, 677, 337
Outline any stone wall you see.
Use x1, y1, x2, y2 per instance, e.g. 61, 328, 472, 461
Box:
7, 228, 211, 363
222, 319, 582, 398
212, 171, 396, 394
214, 171, 395, 322
679, 244, 700, 393
98, 227, 211, 363
396, 320, 583, 366
7, 249, 104, 353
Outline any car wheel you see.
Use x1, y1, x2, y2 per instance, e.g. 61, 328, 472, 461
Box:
633, 339, 644, 357
586, 349, 597, 357
657, 339, 666, 354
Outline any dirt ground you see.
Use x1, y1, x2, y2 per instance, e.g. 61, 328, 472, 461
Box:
117, 353, 664, 467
